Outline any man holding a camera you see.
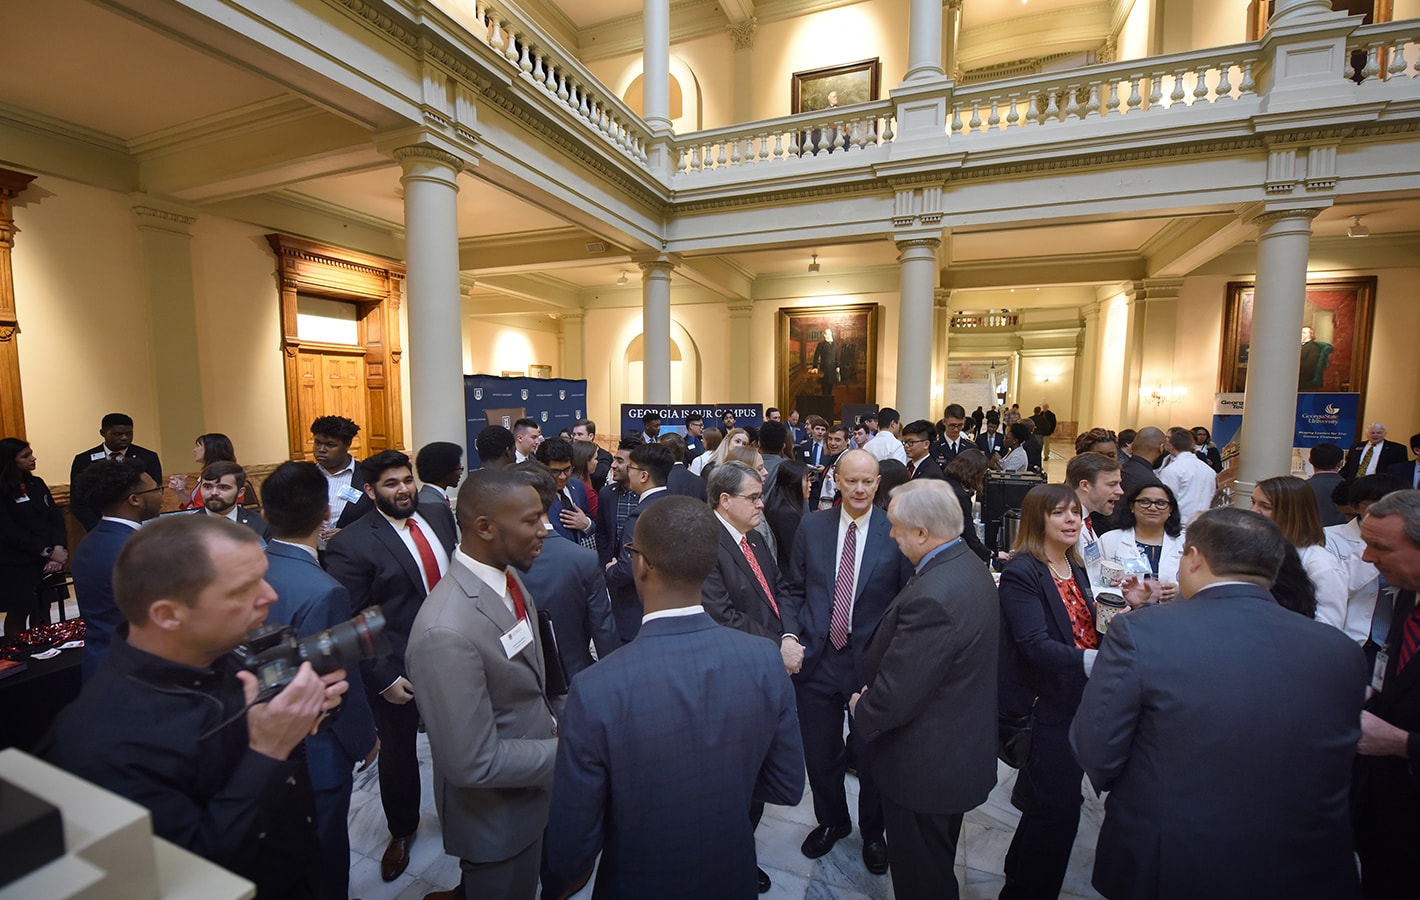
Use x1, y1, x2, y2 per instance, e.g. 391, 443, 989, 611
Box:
45, 515, 349, 897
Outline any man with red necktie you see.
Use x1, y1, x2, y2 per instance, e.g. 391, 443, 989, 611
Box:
325, 449, 457, 883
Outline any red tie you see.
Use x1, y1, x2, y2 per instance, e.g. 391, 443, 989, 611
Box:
406, 518, 442, 592
739, 536, 780, 617
506, 572, 529, 622
829, 522, 857, 650
110, 452, 122, 461
907, 461, 917, 478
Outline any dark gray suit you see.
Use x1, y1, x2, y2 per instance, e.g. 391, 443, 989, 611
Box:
1071, 584, 1365, 900
855, 540, 999, 900
702, 524, 797, 644
665, 463, 707, 502
517, 534, 619, 682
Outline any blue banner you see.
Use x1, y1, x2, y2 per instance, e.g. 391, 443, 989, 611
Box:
1293, 392, 1359, 448
465, 376, 589, 469
619, 404, 764, 437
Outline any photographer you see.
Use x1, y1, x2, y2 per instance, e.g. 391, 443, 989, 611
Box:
45, 516, 347, 897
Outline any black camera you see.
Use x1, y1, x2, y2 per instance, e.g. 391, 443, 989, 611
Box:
236, 607, 388, 702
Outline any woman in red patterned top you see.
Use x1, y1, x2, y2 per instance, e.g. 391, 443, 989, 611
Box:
997, 483, 1099, 899
167, 433, 237, 510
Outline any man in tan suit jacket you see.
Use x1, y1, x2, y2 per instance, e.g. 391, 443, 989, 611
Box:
406, 468, 559, 899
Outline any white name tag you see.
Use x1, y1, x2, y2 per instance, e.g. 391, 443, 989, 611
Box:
90, 451, 108, 461
337, 485, 364, 503
500, 618, 533, 659
1371, 649, 1389, 697
14, 494, 29, 504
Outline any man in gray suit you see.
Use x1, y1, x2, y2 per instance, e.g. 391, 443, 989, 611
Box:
405, 469, 559, 900
1071, 508, 1365, 900
850, 480, 999, 900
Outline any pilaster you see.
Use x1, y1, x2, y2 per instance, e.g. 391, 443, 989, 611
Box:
0, 168, 36, 439
728, 301, 753, 401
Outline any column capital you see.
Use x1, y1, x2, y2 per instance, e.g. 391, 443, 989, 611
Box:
728, 17, 757, 50
1124, 277, 1185, 304
943, 0, 963, 9
0, 168, 37, 201
129, 193, 198, 235
559, 310, 585, 323
728, 300, 754, 318
376, 127, 478, 172
631, 251, 682, 273
1251, 206, 1325, 226
933, 288, 952, 308
393, 144, 466, 171
895, 236, 942, 254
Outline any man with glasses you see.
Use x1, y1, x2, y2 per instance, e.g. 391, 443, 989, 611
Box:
932, 403, 970, 468
702, 459, 801, 894
901, 420, 945, 481
536, 438, 597, 550
604, 443, 674, 643
70, 458, 163, 680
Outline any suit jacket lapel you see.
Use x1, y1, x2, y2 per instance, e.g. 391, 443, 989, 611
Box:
373, 516, 425, 595
854, 508, 890, 601
724, 528, 775, 613
1035, 557, 1076, 641
457, 562, 545, 686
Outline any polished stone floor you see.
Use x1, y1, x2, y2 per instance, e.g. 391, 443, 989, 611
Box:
347, 733, 1106, 900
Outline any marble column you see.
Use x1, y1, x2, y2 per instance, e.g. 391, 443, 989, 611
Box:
0, 169, 36, 439
1270, 0, 1335, 26
905, 0, 946, 83
560, 311, 585, 380
896, 237, 940, 421
395, 145, 466, 450
1235, 208, 1320, 506
728, 301, 753, 401
637, 255, 678, 404
942, 0, 964, 80
1074, 301, 1102, 430
130, 194, 204, 465
930, 289, 951, 419
643, 0, 671, 131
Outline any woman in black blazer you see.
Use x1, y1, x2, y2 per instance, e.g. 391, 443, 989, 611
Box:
944, 448, 993, 562
0, 438, 68, 636
997, 483, 1098, 900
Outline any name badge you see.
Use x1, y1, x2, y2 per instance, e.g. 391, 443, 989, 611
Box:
1083, 534, 1102, 565
337, 485, 364, 503
14, 494, 29, 504
1371, 649, 1389, 696
500, 618, 534, 659
90, 451, 108, 461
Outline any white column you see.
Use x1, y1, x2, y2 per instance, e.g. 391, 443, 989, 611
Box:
930, 289, 951, 418
396, 145, 466, 450
1075, 301, 1101, 429
896, 237, 940, 421
942, 0, 964, 80
1270, 0, 1336, 26
728, 301, 753, 400
905, 0, 945, 83
638, 255, 677, 404
643, 0, 671, 132
1235, 208, 1321, 506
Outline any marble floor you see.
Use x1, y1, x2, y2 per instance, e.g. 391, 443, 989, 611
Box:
347, 733, 1107, 900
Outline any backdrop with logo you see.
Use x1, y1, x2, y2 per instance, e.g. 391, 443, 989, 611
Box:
1212, 391, 1359, 478
465, 376, 588, 469
619, 404, 764, 437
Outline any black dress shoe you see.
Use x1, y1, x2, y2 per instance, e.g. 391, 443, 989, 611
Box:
381, 835, 415, 882
862, 838, 889, 875
800, 822, 852, 859
757, 866, 771, 893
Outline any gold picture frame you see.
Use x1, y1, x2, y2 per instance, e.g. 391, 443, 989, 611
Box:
779, 303, 878, 425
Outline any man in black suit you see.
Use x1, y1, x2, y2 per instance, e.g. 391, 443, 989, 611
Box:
415, 441, 463, 512
903, 419, 946, 481
976, 416, 1005, 458
572, 419, 614, 490
537, 438, 597, 550
1343, 423, 1410, 480
810, 424, 850, 510
325, 449, 457, 882
659, 433, 707, 502
811, 327, 841, 393
69, 412, 163, 531
513, 463, 619, 685
851, 479, 999, 900
798, 415, 830, 468
1355, 490, 1420, 898
931, 404, 970, 468
701, 459, 802, 893
190, 461, 269, 541
1073, 509, 1365, 899
1307, 442, 1348, 527
603, 442, 674, 643
683, 413, 706, 463
1385, 433, 1420, 490
782, 449, 914, 874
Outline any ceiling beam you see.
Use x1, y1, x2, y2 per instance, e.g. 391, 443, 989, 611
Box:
942, 253, 1146, 290
1143, 213, 1254, 278
460, 229, 631, 273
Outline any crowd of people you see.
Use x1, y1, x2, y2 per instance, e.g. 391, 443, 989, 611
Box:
3, 402, 1420, 900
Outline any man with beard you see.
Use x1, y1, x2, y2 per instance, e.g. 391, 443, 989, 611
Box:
191, 460, 269, 542
326, 449, 457, 882
407, 468, 559, 900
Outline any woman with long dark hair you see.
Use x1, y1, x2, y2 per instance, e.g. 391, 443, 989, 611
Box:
0, 438, 68, 636
168, 432, 238, 509
1251, 475, 1347, 630
763, 460, 810, 571
997, 483, 1147, 898
944, 448, 992, 562
1097, 481, 1186, 601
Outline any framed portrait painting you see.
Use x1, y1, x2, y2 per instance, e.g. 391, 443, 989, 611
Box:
791, 58, 881, 115
1219, 276, 1376, 399
779, 304, 878, 424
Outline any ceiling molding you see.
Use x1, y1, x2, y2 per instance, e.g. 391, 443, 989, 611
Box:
958, 2, 1112, 69
128, 97, 325, 158
573, 0, 869, 62
0, 103, 137, 193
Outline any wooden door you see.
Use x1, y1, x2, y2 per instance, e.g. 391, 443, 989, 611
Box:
295, 345, 367, 459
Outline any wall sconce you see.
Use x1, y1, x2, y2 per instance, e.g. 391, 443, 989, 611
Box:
1139, 383, 1187, 407
1348, 216, 1370, 239
616, 270, 629, 285
808, 253, 820, 274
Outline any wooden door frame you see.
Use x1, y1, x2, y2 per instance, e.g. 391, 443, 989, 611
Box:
266, 234, 406, 461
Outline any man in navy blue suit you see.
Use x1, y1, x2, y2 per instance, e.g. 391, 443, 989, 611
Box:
603, 442, 675, 643
782, 449, 913, 875
543, 496, 804, 900
513, 463, 620, 683
537, 438, 597, 551
70, 458, 162, 680
259, 461, 379, 900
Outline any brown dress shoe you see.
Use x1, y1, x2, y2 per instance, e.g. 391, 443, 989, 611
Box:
381, 835, 415, 882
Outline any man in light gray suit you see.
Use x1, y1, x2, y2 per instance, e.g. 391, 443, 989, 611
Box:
1071, 508, 1365, 900
405, 468, 559, 900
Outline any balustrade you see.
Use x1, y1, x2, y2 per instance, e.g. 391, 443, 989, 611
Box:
672, 106, 896, 175
1346, 22, 1420, 83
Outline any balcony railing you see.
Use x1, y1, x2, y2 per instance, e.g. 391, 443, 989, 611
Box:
1347, 21, 1420, 82
670, 103, 896, 175
951, 314, 1020, 329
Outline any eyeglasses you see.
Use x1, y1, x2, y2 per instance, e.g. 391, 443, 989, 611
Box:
1133, 498, 1172, 509
624, 543, 643, 559
733, 492, 763, 504
133, 486, 164, 496
626, 465, 645, 473
902, 437, 930, 446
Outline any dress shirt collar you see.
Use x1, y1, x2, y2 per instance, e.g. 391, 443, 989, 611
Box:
100, 515, 143, 530
915, 537, 963, 572
643, 604, 707, 624
839, 506, 872, 532
320, 456, 356, 479
637, 485, 668, 503
455, 547, 508, 602
102, 444, 127, 458
715, 510, 748, 542
377, 507, 426, 531
271, 539, 319, 561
